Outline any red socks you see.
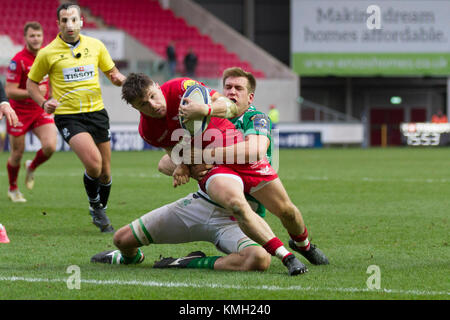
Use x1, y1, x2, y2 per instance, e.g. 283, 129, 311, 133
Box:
29, 149, 49, 170
289, 228, 311, 251
7, 162, 19, 191
7, 149, 50, 190
263, 237, 293, 262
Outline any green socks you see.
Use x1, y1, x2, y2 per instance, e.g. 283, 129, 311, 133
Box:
121, 248, 144, 265
186, 256, 221, 269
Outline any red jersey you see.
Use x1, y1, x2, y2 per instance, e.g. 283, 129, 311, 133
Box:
137, 78, 278, 193
138, 78, 241, 149
6, 47, 50, 112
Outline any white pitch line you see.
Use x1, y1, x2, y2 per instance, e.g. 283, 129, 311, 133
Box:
0, 276, 448, 297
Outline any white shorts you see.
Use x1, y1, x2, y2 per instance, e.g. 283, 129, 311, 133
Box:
129, 192, 259, 254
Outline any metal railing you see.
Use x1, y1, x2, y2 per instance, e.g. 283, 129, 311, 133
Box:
299, 98, 360, 122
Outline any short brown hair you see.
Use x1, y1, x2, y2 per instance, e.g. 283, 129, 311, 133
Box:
122, 73, 155, 104
57, 3, 81, 20
24, 21, 42, 36
222, 67, 256, 94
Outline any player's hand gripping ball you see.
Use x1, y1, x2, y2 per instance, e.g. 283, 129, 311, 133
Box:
179, 84, 211, 136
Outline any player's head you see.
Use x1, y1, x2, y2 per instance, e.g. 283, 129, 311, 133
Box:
222, 67, 256, 108
122, 73, 167, 119
57, 3, 83, 43
23, 21, 43, 54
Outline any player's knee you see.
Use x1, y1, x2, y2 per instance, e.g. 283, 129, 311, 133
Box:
85, 165, 102, 178
242, 247, 271, 271
228, 197, 248, 217
84, 157, 103, 176
113, 226, 134, 250
99, 173, 111, 184
42, 144, 56, 157
10, 151, 23, 163
276, 201, 298, 220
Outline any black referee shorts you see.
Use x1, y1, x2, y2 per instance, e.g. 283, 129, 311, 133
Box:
54, 109, 111, 144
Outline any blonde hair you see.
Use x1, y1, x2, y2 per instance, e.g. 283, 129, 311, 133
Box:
222, 67, 256, 93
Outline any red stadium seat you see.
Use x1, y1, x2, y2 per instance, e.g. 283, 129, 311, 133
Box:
76, 0, 265, 78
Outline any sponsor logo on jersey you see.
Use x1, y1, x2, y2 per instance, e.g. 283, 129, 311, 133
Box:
181, 79, 200, 90
8, 61, 17, 71
63, 64, 95, 82
251, 114, 270, 132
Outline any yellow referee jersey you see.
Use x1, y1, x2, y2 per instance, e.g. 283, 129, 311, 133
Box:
28, 33, 115, 115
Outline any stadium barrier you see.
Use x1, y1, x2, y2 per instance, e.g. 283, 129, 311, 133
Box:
0, 125, 326, 152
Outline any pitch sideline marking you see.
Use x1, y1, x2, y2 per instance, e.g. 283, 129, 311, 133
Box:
0, 276, 448, 296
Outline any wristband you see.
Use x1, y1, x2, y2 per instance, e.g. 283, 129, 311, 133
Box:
207, 104, 212, 116
41, 99, 49, 109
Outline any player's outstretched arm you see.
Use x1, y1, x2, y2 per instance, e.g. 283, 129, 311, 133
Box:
179, 92, 242, 121
208, 134, 269, 165
210, 92, 240, 118
104, 67, 126, 87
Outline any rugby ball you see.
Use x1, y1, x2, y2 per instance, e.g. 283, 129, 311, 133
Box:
179, 84, 211, 136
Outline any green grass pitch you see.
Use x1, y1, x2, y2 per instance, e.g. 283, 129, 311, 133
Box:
0, 148, 448, 300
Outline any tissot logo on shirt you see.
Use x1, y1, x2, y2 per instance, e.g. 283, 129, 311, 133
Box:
63, 64, 95, 82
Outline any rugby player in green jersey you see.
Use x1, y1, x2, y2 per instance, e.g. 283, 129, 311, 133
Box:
175, 67, 329, 267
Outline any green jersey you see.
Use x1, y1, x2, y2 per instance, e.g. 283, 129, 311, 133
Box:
229, 105, 273, 164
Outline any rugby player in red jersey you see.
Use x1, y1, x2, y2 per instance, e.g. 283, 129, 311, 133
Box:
119, 74, 306, 275
5, 22, 57, 203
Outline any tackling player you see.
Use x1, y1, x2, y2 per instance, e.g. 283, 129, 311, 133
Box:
116, 73, 306, 275
26, 3, 126, 232
5, 22, 57, 203
163, 67, 328, 267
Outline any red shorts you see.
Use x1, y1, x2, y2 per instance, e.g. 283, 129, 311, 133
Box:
6, 109, 54, 137
199, 159, 278, 194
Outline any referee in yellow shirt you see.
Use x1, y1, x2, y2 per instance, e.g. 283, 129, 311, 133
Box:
27, 3, 126, 233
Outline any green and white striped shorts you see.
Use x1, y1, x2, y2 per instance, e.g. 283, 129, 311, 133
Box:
129, 192, 259, 254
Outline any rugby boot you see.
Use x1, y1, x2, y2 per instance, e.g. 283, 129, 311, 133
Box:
25, 160, 35, 190
153, 251, 206, 268
7, 189, 26, 203
91, 204, 114, 233
289, 240, 329, 265
282, 254, 308, 276
91, 249, 144, 265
